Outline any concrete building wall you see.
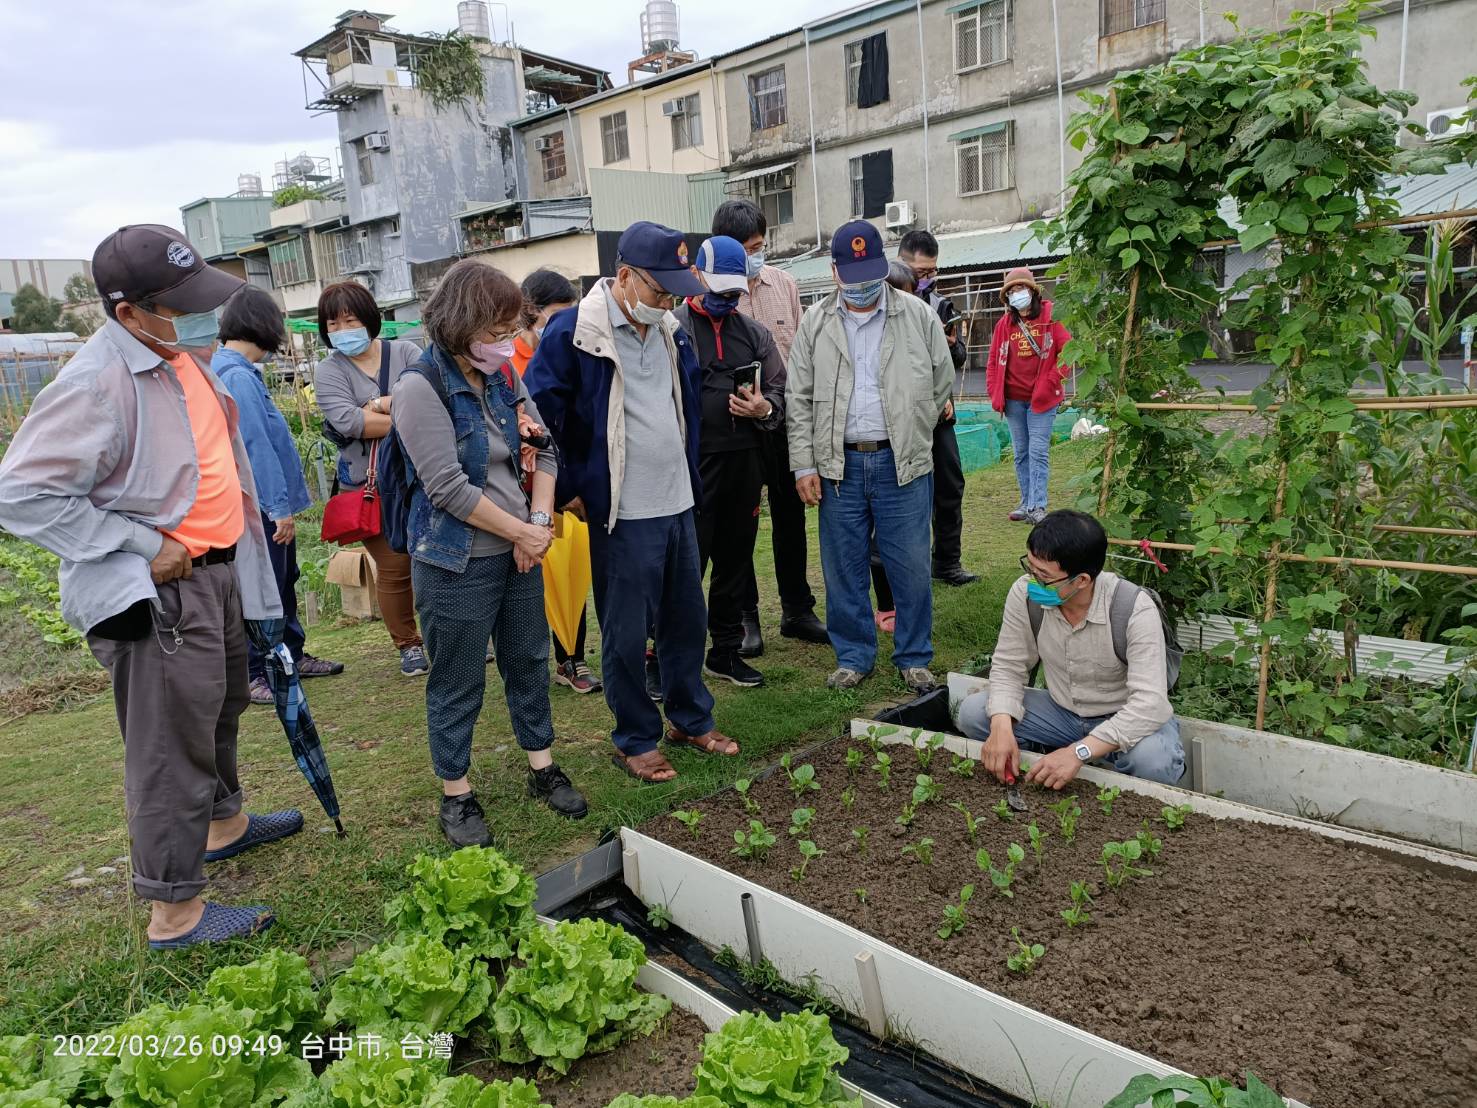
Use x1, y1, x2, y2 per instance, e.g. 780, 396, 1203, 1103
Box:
0, 259, 90, 298
467, 231, 601, 286
518, 114, 587, 201
577, 67, 728, 177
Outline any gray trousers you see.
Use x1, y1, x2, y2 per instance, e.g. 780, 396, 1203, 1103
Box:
87, 562, 249, 903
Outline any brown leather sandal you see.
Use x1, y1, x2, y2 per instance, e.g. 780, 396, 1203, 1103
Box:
665, 727, 741, 756
611, 749, 678, 782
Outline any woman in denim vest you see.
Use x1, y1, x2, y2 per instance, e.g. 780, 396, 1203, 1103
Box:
391, 261, 588, 847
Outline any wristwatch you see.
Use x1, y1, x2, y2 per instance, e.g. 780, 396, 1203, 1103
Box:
369, 397, 384, 414
529, 511, 552, 527
1073, 742, 1093, 763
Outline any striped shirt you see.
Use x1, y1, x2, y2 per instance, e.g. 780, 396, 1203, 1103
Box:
737, 264, 803, 367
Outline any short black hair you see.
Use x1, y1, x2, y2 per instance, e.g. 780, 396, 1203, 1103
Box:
712, 198, 767, 243
885, 260, 916, 294
1027, 510, 1109, 580
219, 286, 287, 354
521, 268, 578, 310
317, 281, 381, 346
898, 229, 940, 258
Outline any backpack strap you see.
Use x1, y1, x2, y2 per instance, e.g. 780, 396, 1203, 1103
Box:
377, 338, 392, 397
1108, 579, 1139, 670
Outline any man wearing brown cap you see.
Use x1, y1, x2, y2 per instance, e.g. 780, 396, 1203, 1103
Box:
0, 226, 300, 949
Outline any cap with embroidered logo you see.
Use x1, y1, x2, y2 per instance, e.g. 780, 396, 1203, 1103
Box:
616, 220, 705, 297
92, 224, 244, 315
831, 220, 888, 284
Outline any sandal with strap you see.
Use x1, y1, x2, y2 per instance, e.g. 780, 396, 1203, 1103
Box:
665, 727, 740, 756
611, 749, 678, 783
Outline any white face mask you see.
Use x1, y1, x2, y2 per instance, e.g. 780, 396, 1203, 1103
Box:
1008, 289, 1034, 312
621, 277, 670, 325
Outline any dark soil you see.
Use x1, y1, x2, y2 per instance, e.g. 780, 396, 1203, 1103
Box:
643, 740, 1477, 1108
458, 1005, 708, 1108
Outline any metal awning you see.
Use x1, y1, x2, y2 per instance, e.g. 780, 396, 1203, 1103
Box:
726, 161, 797, 185
948, 121, 1008, 143
458, 199, 520, 220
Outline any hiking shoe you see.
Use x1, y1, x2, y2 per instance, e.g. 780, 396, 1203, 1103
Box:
900, 667, 938, 694
779, 610, 829, 644
555, 660, 602, 694
298, 654, 344, 678
646, 650, 663, 702
248, 676, 273, 705
401, 645, 430, 677
1026, 508, 1048, 525
826, 667, 868, 690
738, 612, 764, 658
1008, 507, 1029, 522
704, 652, 765, 688
439, 792, 492, 848
528, 764, 589, 820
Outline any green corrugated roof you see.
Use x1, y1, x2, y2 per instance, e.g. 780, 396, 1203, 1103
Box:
774, 221, 1054, 289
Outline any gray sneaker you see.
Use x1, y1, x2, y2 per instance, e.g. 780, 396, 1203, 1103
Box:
900, 667, 938, 694
400, 645, 430, 677
826, 667, 868, 690
1026, 508, 1048, 525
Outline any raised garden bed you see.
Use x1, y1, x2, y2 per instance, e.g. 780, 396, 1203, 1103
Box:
633, 728, 1477, 1108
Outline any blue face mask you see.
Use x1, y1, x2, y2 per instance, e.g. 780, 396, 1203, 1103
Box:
143, 307, 220, 351
329, 327, 371, 357
1026, 576, 1082, 608
840, 280, 884, 309
745, 252, 765, 279
702, 291, 741, 318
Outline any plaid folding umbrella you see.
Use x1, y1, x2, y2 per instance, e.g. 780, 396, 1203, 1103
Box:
245, 619, 346, 836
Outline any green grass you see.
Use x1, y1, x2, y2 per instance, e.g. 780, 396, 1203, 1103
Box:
0, 441, 1097, 1037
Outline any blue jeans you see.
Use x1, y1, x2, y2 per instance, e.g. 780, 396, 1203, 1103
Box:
590, 511, 715, 757
818, 447, 934, 673
413, 553, 554, 781
957, 686, 1186, 786
1003, 399, 1056, 512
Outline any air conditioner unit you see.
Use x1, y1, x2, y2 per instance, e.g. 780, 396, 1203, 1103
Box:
1426, 107, 1472, 139
503, 226, 526, 243
661, 99, 685, 117
363, 132, 390, 150
534, 136, 555, 151
885, 200, 916, 229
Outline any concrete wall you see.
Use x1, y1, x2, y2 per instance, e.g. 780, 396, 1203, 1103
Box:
466, 231, 600, 286
0, 258, 89, 298
518, 114, 587, 201
577, 67, 728, 177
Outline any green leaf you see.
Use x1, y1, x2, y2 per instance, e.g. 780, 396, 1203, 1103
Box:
1320, 413, 1354, 433
325, 935, 494, 1036
1115, 122, 1150, 145
383, 845, 537, 960
1130, 224, 1156, 242
1105, 226, 1132, 249
694, 1011, 860, 1108
1302, 175, 1334, 199
1118, 247, 1141, 269
204, 948, 321, 1041
1277, 210, 1309, 234
1238, 224, 1277, 251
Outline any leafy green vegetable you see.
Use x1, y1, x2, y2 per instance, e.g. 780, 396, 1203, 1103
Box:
732, 820, 778, 861
791, 841, 824, 881
844, 748, 865, 775
317, 1023, 449, 1108
1101, 839, 1154, 890
901, 837, 933, 865
990, 798, 1015, 823
910, 775, 938, 806
671, 810, 704, 839
1105, 1071, 1285, 1108
948, 754, 975, 778
937, 885, 974, 939
1097, 786, 1122, 815
872, 751, 891, 788
1061, 880, 1094, 928
1159, 804, 1193, 831
950, 801, 980, 842
425, 1075, 548, 1108
0, 1036, 76, 1108
734, 779, 760, 814
788, 808, 815, 837
491, 919, 670, 1074
204, 948, 321, 1042
325, 935, 493, 1035
383, 846, 537, 961
606, 1096, 724, 1108
1005, 928, 1045, 974
693, 1010, 860, 1108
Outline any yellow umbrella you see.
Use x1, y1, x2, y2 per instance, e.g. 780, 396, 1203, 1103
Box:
541, 511, 592, 657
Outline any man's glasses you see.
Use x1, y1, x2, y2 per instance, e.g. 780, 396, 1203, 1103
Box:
632, 269, 676, 306
910, 266, 938, 283
1019, 555, 1073, 587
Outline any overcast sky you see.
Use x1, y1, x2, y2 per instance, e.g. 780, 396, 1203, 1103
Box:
0, 0, 846, 261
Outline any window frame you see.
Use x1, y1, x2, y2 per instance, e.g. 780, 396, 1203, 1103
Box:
1100, 0, 1166, 37
747, 66, 788, 131
540, 131, 567, 182
849, 156, 867, 219
845, 40, 864, 107
267, 235, 313, 287
955, 123, 1013, 197
355, 139, 375, 187
954, 0, 1010, 74
755, 171, 794, 228
670, 93, 704, 150
600, 110, 630, 165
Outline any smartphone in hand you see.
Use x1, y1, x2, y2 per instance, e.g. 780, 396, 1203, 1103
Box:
730, 361, 761, 395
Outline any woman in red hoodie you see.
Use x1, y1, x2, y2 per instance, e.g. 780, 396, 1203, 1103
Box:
986, 268, 1071, 524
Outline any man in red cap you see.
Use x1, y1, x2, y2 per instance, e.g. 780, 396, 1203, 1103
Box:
0, 226, 299, 949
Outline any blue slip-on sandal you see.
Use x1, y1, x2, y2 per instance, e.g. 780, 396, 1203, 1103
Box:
148, 901, 275, 950
204, 809, 304, 863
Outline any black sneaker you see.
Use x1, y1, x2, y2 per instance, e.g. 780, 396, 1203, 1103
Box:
645, 650, 663, 702
704, 652, 765, 688
439, 792, 492, 848
738, 612, 764, 658
528, 765, 589, 820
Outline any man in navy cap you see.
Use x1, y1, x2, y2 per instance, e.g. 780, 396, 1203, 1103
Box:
526, 221, 744, 782
0, 226, 298, 949
785, 220, 955, 695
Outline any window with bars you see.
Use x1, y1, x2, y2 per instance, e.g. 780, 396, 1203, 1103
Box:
313, 232, 342, 283
600, 111, 629, 165
956, 124, 1012, 196
756, 173, 794, 227
670, 94, 703, 149
540, 132, 567, 181
748, 66, 788, 131
954, 0, 1008, 71
845, 33, 889, 108
267, 236, 313, 287
1101, 0, 1165, 36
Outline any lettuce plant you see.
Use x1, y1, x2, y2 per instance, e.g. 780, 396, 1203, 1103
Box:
325, 935, 493, 1035
1005, 928, 1045, 973
0, 1035, 79, 1107
317, 1023, 449, 1108
693, 1010, 860, 1108
844, 748, 865, 775
1159, 804, 1193, 831
788, 808, 815, 837
1097, 786, 1122, 815
872, 751, 891, 788
383, 846, 537, 961
204, 948, 321, 1043
606, 1096, 724, 1108
491, 919, 671, 1074
732, 820, 777, 861
937, 884, 974, 939
425, 1075, 548, 1108
901, 837, 933, 865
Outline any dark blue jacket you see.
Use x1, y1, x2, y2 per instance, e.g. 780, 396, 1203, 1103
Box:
524, 280, 703, 532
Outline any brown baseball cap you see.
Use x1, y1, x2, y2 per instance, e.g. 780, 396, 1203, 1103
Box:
93, 224, 244, 315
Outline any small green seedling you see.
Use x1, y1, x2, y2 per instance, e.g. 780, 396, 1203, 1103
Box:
915, 733, 945, 770
1101, 839, 1153, 890
948, 754, 976, 778
1047, 797, 1082, 843
950, 801, 981, 842
901, 837, 935, 865
895, 802, 917, 829
734, 777, 760, 814
671, 809, 704, 839
975, 843, 1025, 898
1027, 821, 1048, 864
791, 840, 824, 881
1135, 821, 1163, 860
873, 751, 892, 789
937, 884, 974, 940
1006, 927, 1045, 973
1159, 803, 1192, 831
911, 774, 939, 807
731, 819, 777, 861
851, 826, 869, 854
1060, 880, 1094, 928
845, 746, 866, 774
840, 785, 857, 812
647, 902, 673, 930
1097, 785, 1121, 816
854, 887, 869, 905
783, 755, 819, 798
788, 807, 815, 837
991, 798, 1016, 823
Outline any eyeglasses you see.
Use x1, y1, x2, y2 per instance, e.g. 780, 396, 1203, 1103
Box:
910, 266, 938, 283
632, 269, 676, 306
1019, 555, 1074, 588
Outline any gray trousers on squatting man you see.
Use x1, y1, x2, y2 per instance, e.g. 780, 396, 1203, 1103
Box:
86, 562, 250, 902
413, 552, 555, 780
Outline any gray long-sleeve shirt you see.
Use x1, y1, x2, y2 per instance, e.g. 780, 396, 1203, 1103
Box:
314, 339, 422, 487
392, 368, 556, 557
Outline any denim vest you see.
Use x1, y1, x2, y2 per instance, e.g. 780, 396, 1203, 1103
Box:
405, 345, 525, 572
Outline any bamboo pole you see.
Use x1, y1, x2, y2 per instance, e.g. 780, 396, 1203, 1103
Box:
1254, 461, 1290, 731
1098, 266, 1141, 516
1201, 206, 1477, 251
1106, 538, 1477, 576
1132, 397, 1477, 412
1372, 524, 1477, 538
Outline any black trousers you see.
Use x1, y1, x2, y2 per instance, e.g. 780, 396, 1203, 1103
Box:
698, 448, 766, 656
931, 420, 966, 574
552, 605, 588, 665
741, 428, 817, 618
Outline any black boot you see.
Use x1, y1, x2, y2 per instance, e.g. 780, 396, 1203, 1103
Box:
704, 650, 765, 688
738, 611, 764, 658
645, 649, 663, 702
527, 765, 589, 820
779, 608, 829, 644
439, 792, 492, 848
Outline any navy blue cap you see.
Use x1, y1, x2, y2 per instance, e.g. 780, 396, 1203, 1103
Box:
617, 220, 705, 297
831, 220, 888, 283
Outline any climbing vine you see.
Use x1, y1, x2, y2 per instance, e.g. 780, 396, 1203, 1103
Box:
416, 31, 486, 112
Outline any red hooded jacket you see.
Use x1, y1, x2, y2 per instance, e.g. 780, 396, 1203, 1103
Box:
986, 299, 1072, 415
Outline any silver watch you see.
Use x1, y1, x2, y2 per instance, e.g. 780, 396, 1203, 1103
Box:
1073, 742, 1093, 763
529, 511, 552, 527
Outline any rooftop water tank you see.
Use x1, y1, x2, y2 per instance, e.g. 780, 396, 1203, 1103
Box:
457, 0, 491, 40
237, 173, 264, 197
641, 0, 681, 54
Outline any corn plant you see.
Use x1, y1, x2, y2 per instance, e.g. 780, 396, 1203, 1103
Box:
901, 837, 934, 865
948, 754, 976, 779
1006, 927, 1045, 974
1101, 839, 1153, 890
895, 802, 916, 829
791, 840, 824, 881
671, 809, 703, 839
788, 807, 815, 838
731, 820, 777, 861
915, 733, 945, 770
873, 751, 892, 789
840, 785, 857, 813
1097, 785, 1122, 816
937, 884, 974, 940
845, 747, 866, 775
734, 778, 760, 815
1061, 880, 1094, 928
851, 826, 869, 854
782, 753, 819, 798
1135, 821, 1163, 860
911, 774, 939, 807
1159, 803, 1192, 831
1027, 822, 1048, 864
991, 798, 1015, 823
1047, 797, 1081, 843
976, 843, 1025, 898
950, 801, 981, 842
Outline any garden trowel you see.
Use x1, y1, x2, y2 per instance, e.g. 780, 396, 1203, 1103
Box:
1003, 768, 1029, 812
